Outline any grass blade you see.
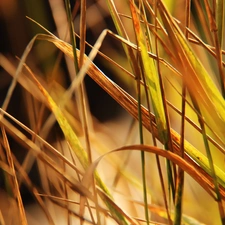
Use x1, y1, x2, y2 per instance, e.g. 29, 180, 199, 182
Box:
129, 1, 167, 143
129, 2, 176, 216
106, 0, 141, 83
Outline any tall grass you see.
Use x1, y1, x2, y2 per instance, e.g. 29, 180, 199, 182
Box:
0, 0, 225, 224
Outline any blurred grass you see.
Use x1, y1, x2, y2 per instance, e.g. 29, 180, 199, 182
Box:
0, 0, 225, 225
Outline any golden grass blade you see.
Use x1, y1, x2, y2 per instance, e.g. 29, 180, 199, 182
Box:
129, 1, 167, 143
44, 35, 225, 192
157, 1, 225, 221
158, 0, 225, 141
30, 72, 89, 169
0, 108, 85, 178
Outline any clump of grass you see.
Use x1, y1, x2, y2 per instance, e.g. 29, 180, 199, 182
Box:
0, 0, 225, 225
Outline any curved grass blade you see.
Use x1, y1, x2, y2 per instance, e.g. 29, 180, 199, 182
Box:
46, 34, 225, 191
83, 143, 217, 223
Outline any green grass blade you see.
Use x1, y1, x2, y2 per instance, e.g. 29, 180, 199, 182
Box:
136, 66, 150, 224
105, 0, 141, 83
130, 2, 152, 224
129, 1, 167, 143
129, 0, 176, 205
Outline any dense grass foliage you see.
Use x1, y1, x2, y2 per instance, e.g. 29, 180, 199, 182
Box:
0, 1, 225, 224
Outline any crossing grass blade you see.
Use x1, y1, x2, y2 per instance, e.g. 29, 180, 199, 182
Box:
19, 20, 225, 223
31, 32, 225, 192
129, 1, 177, 213
33, 31, 225, 190
2, 1, 225, 223
105, 0, 141, 83
3, 29, 225, 224
129, 1, 167, 143
129, 1, 172, 224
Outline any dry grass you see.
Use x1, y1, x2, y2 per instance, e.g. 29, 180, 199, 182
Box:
0, 0, 225, 225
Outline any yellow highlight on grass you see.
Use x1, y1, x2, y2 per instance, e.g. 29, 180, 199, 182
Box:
130, 1, 168, 144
